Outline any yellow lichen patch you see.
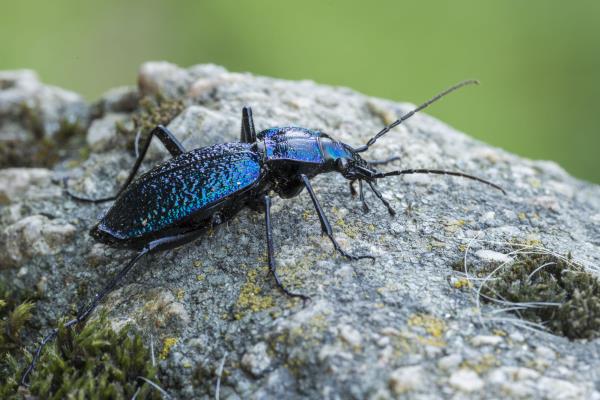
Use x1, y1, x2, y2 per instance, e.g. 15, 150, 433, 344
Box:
235, 268, 275, 319
176, 289, 185, 301
408, 313, 446, 339
427, 239, 446, 250
414, 335, 446, 347
453, 278, 473, 289
196, 274, 205, 282
518, 212, 527, 222
302, 210, 312, 221
529, 178, 542, 188
160, 337, 178, 360
460, 354, 497, 374
335, 218, 359, 239
193, 260, 203, 268
444, 219, 466, 234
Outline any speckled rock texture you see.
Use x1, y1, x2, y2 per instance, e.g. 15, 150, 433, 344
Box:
1, 62, 600, 399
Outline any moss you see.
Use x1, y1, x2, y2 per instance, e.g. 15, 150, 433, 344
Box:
1, 102, 86, 168
0, 277, 162, 399
0, 280, 40, 354
119, 93, 185, 150
479, 252, 600, 340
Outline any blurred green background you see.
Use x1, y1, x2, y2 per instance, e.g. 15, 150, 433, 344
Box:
1, 1, 598, 183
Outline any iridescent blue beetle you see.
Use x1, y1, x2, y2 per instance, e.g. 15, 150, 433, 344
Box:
22, 80, 504, 383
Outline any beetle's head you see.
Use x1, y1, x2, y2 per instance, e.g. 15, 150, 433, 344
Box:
320, 137, 373, 180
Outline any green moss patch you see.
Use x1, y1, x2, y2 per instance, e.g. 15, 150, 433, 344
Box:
478, 252, 600, 340
0, 278, 163, 399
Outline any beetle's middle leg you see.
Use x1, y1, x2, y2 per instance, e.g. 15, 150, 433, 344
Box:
66, 125, 186, 203
300, 174, 374, 261
263, 195, 309, 301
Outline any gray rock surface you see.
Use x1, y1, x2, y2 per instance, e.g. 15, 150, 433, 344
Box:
0, 70, 89, 167
1, 62, 600, 399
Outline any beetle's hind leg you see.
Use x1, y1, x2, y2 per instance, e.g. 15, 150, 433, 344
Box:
240, 107, 257, 143
300, 174, 374, 261
263, 195, 310, 302
20, 228, 204, 386
66, 125, 186, 203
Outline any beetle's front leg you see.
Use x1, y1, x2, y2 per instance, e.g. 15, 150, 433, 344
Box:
299, 174, 374, 261
263, 195, 310, 301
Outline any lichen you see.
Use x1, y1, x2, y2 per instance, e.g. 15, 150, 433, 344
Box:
160, 337, 178, 360
234, 267, 275, 319
408, 313, 446, 346
460, 354, 497, 374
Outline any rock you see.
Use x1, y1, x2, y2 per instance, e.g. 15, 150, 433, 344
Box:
471, 335, 503, 347
94, 86, 139, 114
138, 61, 228, 98
0, 168, 58, 204
537, 377, 584, 400
2, 62, 600, 399
388, 365, 425, 394
474, 249, 513, 264
338, 324, 362, 349
0, 215, 76, 268
86, 113, 130, 151
437, 354, 463, 371
0, 69, 89, 167
448, 369, 484, 392
241, 342, 273, 378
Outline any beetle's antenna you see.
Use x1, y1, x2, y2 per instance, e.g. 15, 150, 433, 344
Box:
354, 80, 479, 153
374, 168, 506, 195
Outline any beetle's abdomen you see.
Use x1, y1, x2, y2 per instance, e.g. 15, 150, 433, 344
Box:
98, 143, 262, 240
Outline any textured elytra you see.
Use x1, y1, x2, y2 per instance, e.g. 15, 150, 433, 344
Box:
99, 142, 261, 239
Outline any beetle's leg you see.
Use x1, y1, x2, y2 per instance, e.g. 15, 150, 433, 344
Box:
349, 180, 358, 197
263, 195, 310, 301
366, 181, 396, 215
358, 180, 370, 213
299, 174, 374, 261
20, 228, 203, 386
240, 107, 257, 143
66, 125, 186, 203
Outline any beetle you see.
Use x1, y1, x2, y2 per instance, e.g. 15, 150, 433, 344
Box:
21, 80, 504, 384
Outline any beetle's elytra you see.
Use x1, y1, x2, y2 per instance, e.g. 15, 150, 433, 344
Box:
21, 80, 505, 384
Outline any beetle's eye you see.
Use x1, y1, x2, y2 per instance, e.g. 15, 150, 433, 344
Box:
336, 158, 348, 171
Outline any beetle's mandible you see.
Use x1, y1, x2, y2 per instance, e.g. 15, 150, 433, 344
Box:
21, 80, 505, 384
